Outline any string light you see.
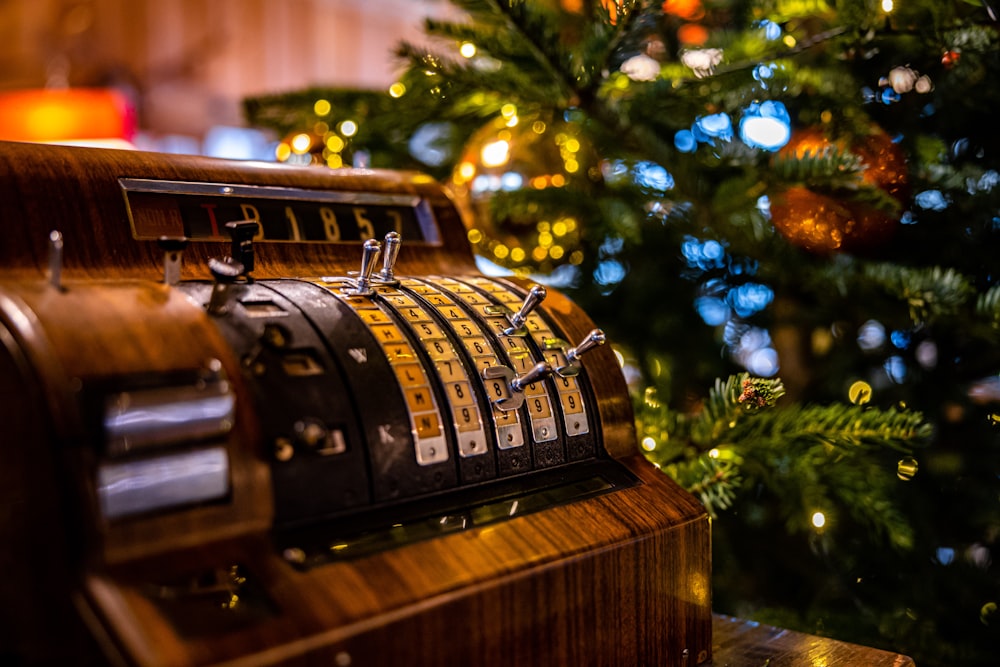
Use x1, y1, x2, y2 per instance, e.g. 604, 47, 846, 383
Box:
339, 120, 358, 137
326, 135, 345, 152
849, 380, 873, 405
480, 139, 510, 167
290, 133, 312, 154
313, 99, 331, 116
811, 511, 827, 529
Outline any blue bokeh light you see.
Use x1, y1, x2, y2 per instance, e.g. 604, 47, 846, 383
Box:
593, 259, 627, 287
681, 234, 778, 376
974, 169, 999, 193
500, 171, 524, 191
890, 329, 911, 350
747, 347, 780, 377
880, 88, 901, 104
858, 320, 887, 351
915, 190, 949, 211
695, 296, 731, 325
884, 355, 909, 383
739, 101, 791, 151
693, 112, 734, 144
674, 129, 697, 153
634, 161, 675, 191
682, 236, 728, 271
599, 236, 624, 258
728, 282, 775, 318
757, 20, 782, 41
756, 194, 771, 217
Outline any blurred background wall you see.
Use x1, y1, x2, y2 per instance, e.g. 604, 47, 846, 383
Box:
0, 0, 455, 153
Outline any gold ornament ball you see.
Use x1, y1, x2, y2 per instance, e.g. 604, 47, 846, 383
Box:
450, 114, 599, 273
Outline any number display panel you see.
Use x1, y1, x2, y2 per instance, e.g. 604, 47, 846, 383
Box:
179, 274, 604, 538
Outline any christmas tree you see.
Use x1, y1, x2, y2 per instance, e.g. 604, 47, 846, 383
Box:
245, 1, 1000, 664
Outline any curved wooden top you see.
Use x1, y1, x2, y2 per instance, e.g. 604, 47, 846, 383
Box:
0, 140, 477, 280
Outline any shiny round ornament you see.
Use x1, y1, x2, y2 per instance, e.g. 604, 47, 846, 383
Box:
450, 114, 599, 273
770, 185, 899, 255
769, 186, 854, 254
771, 124, 909, 253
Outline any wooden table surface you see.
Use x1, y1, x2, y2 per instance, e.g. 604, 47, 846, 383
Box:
712, 614, 916, 666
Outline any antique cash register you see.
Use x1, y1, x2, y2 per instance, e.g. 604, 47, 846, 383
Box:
0, 140, 711, 666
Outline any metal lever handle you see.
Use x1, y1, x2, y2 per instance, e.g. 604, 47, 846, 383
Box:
483, 361, 553, 412
207, 258, 244, 315
225, 220, 259, 278
376, 231, 401, 283
510, 361, 553, 394
348, 239, 381, 295
504, 285, 546, 335
557, 329, 606, 377
157, 236, 190, 286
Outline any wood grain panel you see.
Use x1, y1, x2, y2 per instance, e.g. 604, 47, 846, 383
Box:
712, 615, 915, 666
83, 463, 710, 667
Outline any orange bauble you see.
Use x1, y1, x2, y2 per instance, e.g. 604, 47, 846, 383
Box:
778, 125, 909, 202
772, 124, 908, 253
770, 186, 853, 254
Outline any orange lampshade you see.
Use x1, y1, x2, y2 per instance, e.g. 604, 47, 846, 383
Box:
0, 88, 135, 143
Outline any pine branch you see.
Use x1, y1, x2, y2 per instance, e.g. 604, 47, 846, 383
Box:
731, 402, 931, 453
976, 284, 1000, 328
663, 454, 742, 518
396, 41, 560, 107
690, 373, 786, 445
744, 434, 917, 550
638, 371, 928, 547
862, 263, 977, 325
770, 146, 865, 185
466, 0, 580, 103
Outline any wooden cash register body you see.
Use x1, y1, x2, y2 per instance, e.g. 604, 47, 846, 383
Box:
0, 141, 711, 666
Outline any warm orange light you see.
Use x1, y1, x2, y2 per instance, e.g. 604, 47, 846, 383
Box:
0, 88, 135, 143
663, 0, 704, 20
677, 23, 709, 46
